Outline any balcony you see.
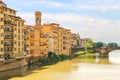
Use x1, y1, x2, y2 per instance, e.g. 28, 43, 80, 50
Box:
40, 43, 47, 46
4, 20, 17, 26
4, 44, 13, 47
4, 29, 14, 33
4, 37, 13, 40
4, 50, 13, 53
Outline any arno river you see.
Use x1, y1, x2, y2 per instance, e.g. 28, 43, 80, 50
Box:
1, 50, 120, 80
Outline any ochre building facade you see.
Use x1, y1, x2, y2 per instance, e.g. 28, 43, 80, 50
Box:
42, 23, 71, 55
25, 11, 47, 59
0, 1, 25, 61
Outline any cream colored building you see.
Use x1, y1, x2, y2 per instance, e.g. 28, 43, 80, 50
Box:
0, 1, 25, 61
71, 33, 81, 48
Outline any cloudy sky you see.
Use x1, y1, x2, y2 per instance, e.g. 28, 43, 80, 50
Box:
3, 0, 120, 43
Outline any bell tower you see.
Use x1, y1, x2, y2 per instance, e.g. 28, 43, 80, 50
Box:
35, 11, 42, 26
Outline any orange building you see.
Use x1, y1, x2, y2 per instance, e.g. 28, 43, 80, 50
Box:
25, 11, 47, 60
25, 11, 71, 59
42, 23, 71, 55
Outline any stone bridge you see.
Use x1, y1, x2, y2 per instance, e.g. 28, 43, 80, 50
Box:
71, 47, 120, 57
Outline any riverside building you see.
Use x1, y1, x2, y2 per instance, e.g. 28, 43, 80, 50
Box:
0, 1, 25, 61
25, 11, 48, 61
42, 23, 71, 55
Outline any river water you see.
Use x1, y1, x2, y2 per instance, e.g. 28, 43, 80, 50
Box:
1, 50, 120, 80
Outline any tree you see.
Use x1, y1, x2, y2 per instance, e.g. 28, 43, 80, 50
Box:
108, 42, 118, 48
95, 42, 104, 48
77, 39, 79, 47
84, 39, 95, 49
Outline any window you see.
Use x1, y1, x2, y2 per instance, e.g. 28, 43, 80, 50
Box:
18, 41, 20, 46
22, 41, 24, 46
18, 28, 20, 33
14, 34, 16, 37
14, 41, 16, 44
9, 10, 12, 13
21, 22, 24, 26
63, 46, 66, 50
0, 18, 3, 21
1, 41, 3, 44
0, 10, 3, 14
4, 8, 7, 12
1, 25, 3, 29
18, 35, 20, 40
18, 22, 20, 27
22, 35, 24, 40
14, 48, 16, 51
1, 48, 3, 52
18, 48, 20, 53
13, 11, 15, 14
14, 27, 16, 30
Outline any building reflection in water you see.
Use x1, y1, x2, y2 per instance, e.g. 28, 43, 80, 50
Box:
0, 66, 28, 80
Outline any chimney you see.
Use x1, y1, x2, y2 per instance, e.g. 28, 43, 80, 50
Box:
35, 11, 42, 26
0, 0, 2, 3
0, 0, 7, 7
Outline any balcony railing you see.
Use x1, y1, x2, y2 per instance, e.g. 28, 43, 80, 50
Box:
4, 50, 13, 53
4, 30, 14, 33
4, 37, 13, 39
4, 20, 17, 26
4, 44, 14, 47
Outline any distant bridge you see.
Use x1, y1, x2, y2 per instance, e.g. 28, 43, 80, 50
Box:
71, 47, 120, 57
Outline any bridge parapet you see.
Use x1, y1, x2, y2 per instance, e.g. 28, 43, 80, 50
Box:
71, 47, 120, 57
107, 47, 120, 52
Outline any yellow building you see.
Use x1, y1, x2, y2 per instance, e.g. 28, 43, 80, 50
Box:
0, 1, 25, 61
42, 23, 71, 55
25, 11, 47, 60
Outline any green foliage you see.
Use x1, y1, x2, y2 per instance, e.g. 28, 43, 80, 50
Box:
85, 49, 94, 53
75, 51, 85, 55
108, 42, 118, 48
74, 50, 95, 57
77, 39, 79, 46
95, 42, 104, 48
74, 51, 85, 57
38, 51, 69, 66
84, 39, 95, 49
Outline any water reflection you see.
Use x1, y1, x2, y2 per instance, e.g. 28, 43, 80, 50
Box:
109, 50, 120, 64
75, 55, 110, 64
0, 66, 28, 80
0, 51, 120, 80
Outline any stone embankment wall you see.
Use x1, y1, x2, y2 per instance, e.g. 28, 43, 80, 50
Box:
0, 58, 28, 72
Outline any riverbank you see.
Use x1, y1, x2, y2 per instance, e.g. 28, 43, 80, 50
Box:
0, 51, 70, 72
9, 56, 120, 80
0, 58, 28, 72
32, 52, 70, 66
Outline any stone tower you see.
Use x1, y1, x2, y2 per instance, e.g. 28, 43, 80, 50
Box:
35, 11, 42, 26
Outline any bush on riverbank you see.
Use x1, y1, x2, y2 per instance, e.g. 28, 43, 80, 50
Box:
37, 51, 69, 66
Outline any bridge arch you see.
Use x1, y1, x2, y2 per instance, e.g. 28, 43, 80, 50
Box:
108, 49, 120, 53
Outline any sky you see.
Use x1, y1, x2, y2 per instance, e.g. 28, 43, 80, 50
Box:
3, 0, 120, 43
